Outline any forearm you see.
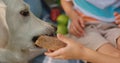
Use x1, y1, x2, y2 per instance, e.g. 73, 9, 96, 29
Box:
61, 0, 78, 19
82, 47, 120, 63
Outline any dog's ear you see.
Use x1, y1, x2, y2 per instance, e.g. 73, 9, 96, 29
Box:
0, 1, 9, 48
0, 0, 6, 7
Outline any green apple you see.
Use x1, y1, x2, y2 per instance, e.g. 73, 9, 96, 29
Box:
57, 14, 69, 26
56, 25, 68, 35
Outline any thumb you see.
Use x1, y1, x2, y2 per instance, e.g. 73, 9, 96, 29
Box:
57, 34, 73, 44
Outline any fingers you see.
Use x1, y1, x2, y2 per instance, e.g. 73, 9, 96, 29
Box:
114, 12, 120, 27
115, 14, 120, 20
45, 47, 68, 60
118, 25, 120, 27
75, 9, 86, 26
69, 21, 84, 37
114, 12, 119, 16
116, 20, 120, 24
69, 24, 80, 37
79, 16, 85, 28
45, 48, 64, 57
53, 55, 66, 59
71, 23, 83, 36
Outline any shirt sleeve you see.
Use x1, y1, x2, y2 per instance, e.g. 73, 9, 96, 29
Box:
86, 0, 117, 9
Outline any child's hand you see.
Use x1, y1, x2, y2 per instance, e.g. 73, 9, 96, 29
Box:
69, 11, 85, 37
45, 34, 85, 60
114, 12, 120, 27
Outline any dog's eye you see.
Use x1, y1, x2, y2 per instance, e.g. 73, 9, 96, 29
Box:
20, 10, 29, 16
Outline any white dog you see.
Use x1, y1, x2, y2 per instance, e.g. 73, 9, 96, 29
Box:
0, 0, 55, 63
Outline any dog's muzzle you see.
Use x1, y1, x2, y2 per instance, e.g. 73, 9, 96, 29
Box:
32, 25, 57, 44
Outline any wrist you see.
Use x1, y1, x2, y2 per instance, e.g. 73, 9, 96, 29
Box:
66, 10, 79, 20
86, 49, 103, 63
76, 46, 90, 60
81, 47, 98, 62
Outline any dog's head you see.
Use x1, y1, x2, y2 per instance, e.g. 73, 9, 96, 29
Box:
3, 0, 56, 49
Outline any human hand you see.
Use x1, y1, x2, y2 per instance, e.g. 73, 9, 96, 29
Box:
45, 34, 85, 60
69, 11, 85, 37
114, 12, 120, 27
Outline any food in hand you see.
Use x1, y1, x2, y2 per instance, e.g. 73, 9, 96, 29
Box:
35, 35, 66, 51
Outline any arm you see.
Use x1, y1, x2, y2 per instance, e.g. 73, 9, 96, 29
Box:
61, 0, 85, 37
83, 47, 120, 63
45, 34, 120, 63
61, 0, 75, 20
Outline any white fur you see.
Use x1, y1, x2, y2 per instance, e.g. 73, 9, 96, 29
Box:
0, 0, 55, 63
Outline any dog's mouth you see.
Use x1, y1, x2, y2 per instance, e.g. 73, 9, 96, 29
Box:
32, 33, 56, 48
32, 36, 40, 43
